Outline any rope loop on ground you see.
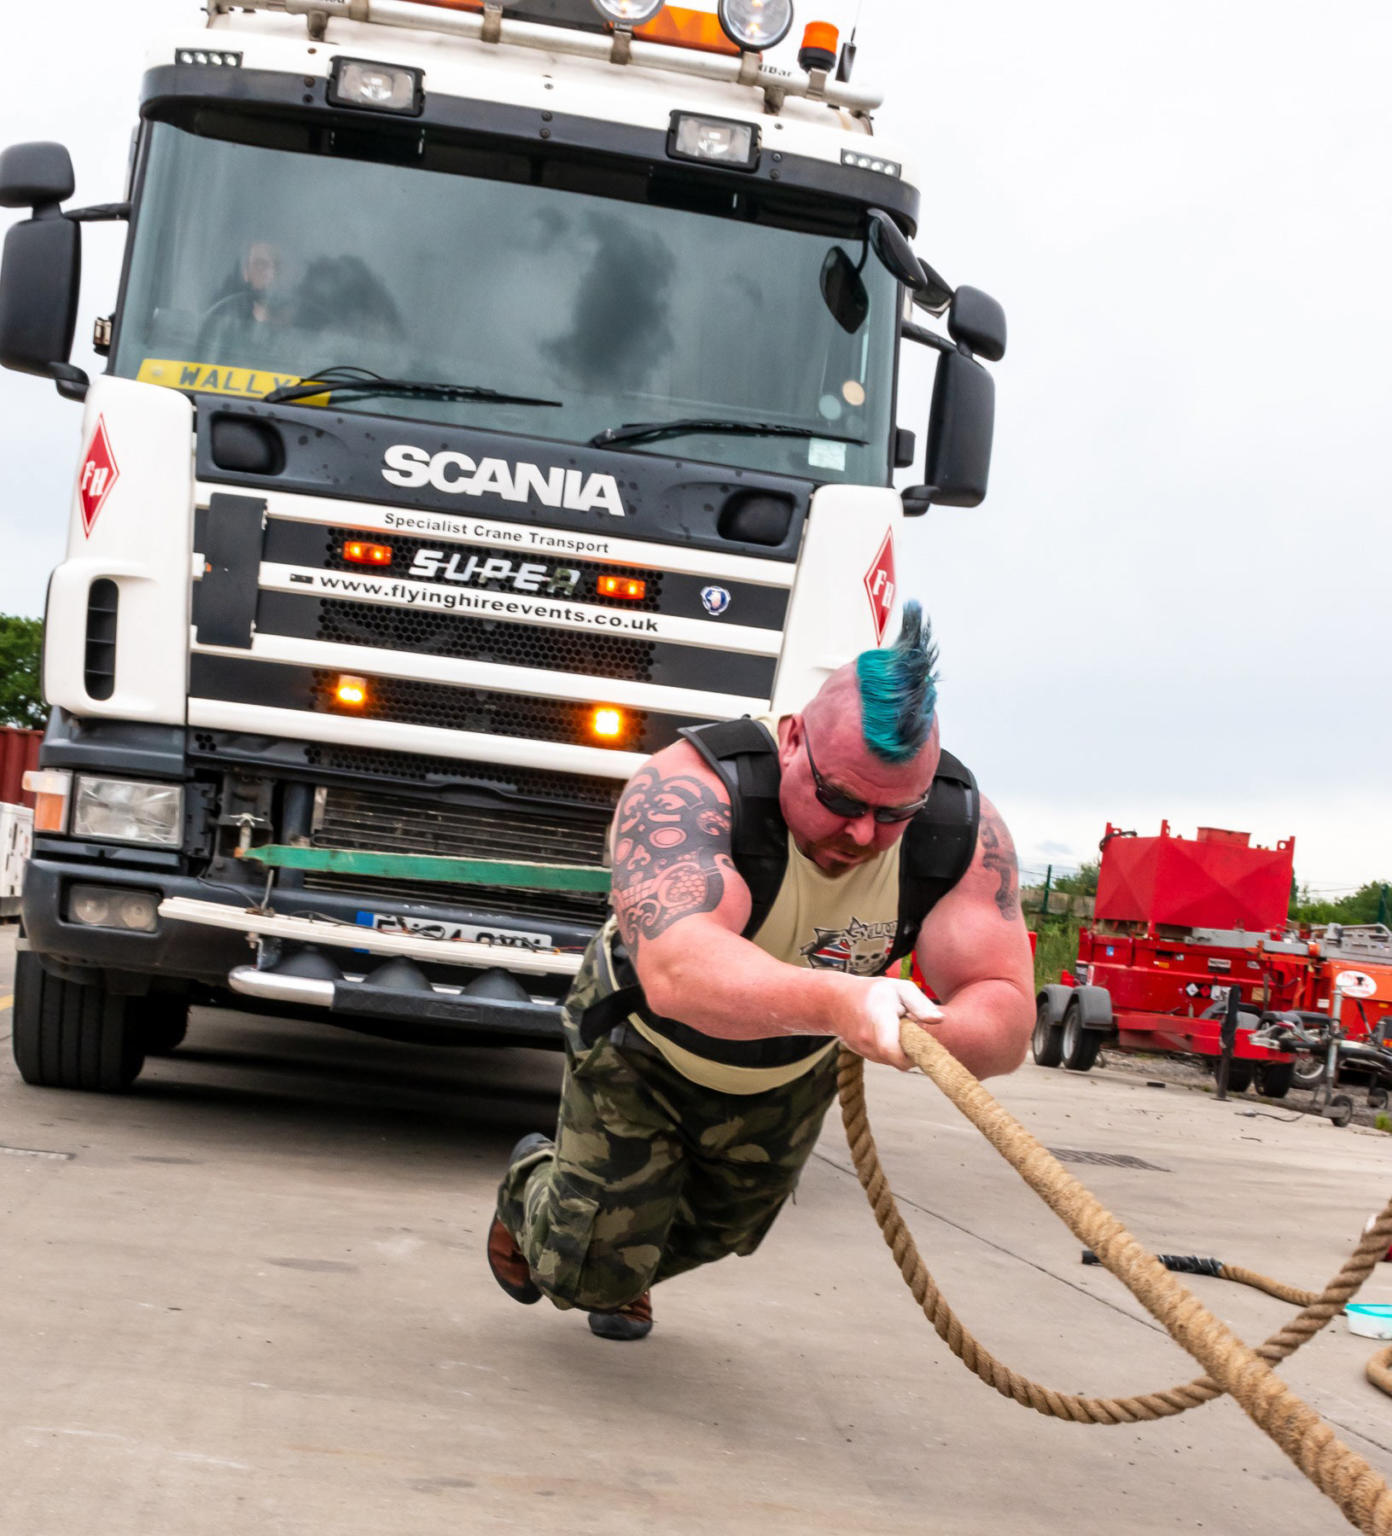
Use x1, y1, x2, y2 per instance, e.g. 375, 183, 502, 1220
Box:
838, 1032, 1392, 1535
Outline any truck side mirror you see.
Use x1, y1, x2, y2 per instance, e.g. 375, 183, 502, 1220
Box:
902, 348, 995, 513
0, 142, 86, 398
0, 142, 76, 208
948, 285, 1006, 362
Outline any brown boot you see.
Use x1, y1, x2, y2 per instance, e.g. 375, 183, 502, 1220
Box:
487, 1215, 541, 1305
587, 1292, 653, 1341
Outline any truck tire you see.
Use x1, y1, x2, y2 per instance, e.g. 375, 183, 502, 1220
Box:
1061, 998, 1102, 1072
11, 952, 146, 1093
1255, 1060, 1293, 1099
139, 993, 190, 1056
1031, 997, 1064, 1068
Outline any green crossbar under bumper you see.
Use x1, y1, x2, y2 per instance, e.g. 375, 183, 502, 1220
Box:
237, 844, 611, 892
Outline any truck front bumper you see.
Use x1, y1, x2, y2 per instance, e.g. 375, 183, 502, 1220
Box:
21, 857, 581, 1048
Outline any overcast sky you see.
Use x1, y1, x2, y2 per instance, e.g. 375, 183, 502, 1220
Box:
1, 1, 1388, 894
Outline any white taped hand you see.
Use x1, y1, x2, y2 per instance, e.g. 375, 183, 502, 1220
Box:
854, 978, 944, 1071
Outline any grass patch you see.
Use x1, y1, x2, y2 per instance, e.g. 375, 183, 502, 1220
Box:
1032, 916, 1083, 992
1377, 1113, 1391, 1134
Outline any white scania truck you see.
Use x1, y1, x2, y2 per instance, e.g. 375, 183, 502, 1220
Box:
0, 0, 1004, 1090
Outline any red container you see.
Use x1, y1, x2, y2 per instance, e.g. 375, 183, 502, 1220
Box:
1094, 821, 1294, 932
0, 726, 42, 809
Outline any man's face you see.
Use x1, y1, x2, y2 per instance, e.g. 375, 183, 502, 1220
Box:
242, 242, 281, 294
777, 710, 939, 876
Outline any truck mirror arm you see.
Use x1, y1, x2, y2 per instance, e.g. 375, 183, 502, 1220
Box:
51, 362, 89, 403
63, 202, 130, 224
899, 319, 955, 355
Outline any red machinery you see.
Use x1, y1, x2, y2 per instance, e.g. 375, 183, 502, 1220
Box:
1033, 822, 1304, 1095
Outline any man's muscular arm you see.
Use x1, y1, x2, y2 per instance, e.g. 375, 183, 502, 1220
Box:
611, 762, 743, 946
911, 795, 1035, 1079
609, 744, 934, 1070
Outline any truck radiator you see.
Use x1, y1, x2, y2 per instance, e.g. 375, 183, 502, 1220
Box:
306, 784, 612, 926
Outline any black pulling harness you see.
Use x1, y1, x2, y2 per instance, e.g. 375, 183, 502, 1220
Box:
578, 718, 980, 1069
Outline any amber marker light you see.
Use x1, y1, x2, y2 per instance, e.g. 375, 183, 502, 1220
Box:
335, 674, 369, 707
591, 706, 625, 740
597, 574, 647, 600
344, 540, 393, 565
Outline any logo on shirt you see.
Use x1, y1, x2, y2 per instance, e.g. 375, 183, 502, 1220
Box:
800, 915, 897, 976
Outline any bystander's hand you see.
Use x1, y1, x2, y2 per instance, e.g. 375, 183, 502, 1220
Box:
839, 978, 943, 1071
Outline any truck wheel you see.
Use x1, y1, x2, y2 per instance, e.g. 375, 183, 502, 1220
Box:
1031, 999, 1064, 1068
139, 993, 190, 1056
1255, 1060, 1293, 1099
11, 952, 146, 1092
1061, 999, 1102, 1072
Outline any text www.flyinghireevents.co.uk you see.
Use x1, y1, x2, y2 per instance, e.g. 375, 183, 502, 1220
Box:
309, 571, 661, 631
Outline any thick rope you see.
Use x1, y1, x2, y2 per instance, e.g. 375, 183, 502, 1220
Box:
1370, 1347, 1392, 1398
839, 1031, 1392, 1536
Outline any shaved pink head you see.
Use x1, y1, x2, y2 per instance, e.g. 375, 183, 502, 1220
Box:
775, 663, 941, 876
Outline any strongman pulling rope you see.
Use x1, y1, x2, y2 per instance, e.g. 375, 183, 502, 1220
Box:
487, 603, 1035, 1339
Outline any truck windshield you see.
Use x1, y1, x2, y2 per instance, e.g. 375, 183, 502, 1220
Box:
113, 119, 899, 485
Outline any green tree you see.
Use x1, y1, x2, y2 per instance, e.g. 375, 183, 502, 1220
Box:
1053, 858, 1099, 897
1290, 880, 1391, 928
0, 615, 46, 728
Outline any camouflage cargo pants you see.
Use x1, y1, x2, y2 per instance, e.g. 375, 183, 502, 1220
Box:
496, 1018, 840, 1313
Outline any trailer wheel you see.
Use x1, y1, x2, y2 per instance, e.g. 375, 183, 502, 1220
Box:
1031, 999, 1064, 1068
1329, 1094, 1355, 1128
1061, 999, 1102, 1072
139, 993, 190, 1056
1292, 1053, 1325, 1089
1222, 1059, 1254, 1093
11, 952, 146, 1093
1255, 1060, 1293, 1100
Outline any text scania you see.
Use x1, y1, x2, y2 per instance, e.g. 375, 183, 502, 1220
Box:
383, 444, 626, 517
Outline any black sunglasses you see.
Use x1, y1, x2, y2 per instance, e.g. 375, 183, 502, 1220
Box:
803, 731, 930, 824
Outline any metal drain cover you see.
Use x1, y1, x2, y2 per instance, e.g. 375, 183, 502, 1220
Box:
1049, 1148, 1169, 1172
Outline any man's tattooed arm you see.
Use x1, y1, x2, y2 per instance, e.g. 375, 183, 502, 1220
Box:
610, 763, 738, 949
978, 808, 1021, 921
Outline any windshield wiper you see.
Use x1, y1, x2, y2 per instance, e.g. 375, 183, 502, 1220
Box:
262, 365, 561, 408
588, 418, 867, 450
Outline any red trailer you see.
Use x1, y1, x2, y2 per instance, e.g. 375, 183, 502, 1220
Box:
1033, 822, 1300, 1096
0, 726, 41, 809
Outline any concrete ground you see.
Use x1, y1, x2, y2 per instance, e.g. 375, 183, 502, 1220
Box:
1, 924, 1389, 1536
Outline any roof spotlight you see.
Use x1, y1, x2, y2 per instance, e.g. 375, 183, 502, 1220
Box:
717, 0, 794, 51
590, 0, 666, 25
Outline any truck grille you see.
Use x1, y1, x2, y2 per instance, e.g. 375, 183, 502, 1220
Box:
308, 784, 612, 927
318, 600, 659, 683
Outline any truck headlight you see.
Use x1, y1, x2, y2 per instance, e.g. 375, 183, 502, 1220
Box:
72, 777, 183, 846
328, 58, 423, 116
717, 0, 794, 51
669, 112, 760, 171
590, 0, 665, 23
68, 883, 160, 932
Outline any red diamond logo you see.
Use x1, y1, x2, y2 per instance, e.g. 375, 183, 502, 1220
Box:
77, 416, 120, 537
863, 529, 896, 644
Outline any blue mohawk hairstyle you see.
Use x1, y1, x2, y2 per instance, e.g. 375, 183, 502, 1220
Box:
855, 601, 940, 763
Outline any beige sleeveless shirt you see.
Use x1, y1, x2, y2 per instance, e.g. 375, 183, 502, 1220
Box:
628, 718, 904, 1094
